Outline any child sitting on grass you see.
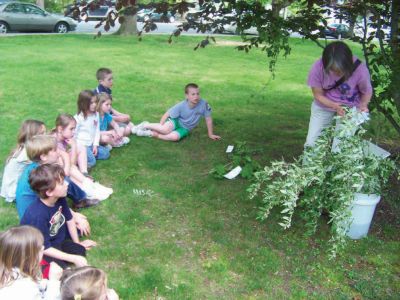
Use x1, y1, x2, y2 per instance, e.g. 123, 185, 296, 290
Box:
0, 225, 62, 299
16, 134, 101, 220
60, 266, 119, 300
97, 93, 131, 148
1, 120, 46, 203
74, 90, 111, 169
53, 113, 90, 176
20, 164, 97, 269
94, 67, 134, 127
16, 135, 93, 238
53, 113, 113, 200
137, 83, 221, 141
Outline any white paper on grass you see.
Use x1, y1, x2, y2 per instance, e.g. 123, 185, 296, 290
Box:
363, 141, 391, 159
226, 145, 234, 153
224, 166, 242, 179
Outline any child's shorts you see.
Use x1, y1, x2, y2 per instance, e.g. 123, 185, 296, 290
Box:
168, 118, 190, 139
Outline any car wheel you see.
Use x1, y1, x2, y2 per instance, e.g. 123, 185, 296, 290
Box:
55, 22, 69, 34
0, 21, 9, 34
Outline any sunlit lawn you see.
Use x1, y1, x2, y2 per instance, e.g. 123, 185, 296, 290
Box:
0, 34, 398, 299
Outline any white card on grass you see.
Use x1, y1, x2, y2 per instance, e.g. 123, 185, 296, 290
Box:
224, 166, 242, 179
226, 145, 234, 153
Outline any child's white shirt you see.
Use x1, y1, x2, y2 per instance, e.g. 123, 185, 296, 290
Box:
74, 112, 100, 147
0, 268, 60, 300
1, 147, 30, 202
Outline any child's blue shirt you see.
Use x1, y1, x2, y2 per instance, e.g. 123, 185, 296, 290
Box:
100, 113, 113, 131
168, 99, 212, 130
15, 162, 39, 219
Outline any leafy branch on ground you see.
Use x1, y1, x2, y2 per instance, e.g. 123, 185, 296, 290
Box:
248, 108, 398, 258
210, 141, 261, 180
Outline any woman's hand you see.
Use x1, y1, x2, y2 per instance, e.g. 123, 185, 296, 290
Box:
334, 103, 345, 116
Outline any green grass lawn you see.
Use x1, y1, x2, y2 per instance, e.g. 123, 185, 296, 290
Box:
0, 34, 399, 299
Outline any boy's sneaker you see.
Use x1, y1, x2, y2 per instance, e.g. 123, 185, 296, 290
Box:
93, 182, 113, 195
136, 121, 149, 130
136, 129, 152, 137
122, 137, 130, 145
131, 125, 138, 134
73, 198, 100, 210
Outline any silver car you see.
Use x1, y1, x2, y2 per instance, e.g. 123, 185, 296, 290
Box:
0, 2, 77, 33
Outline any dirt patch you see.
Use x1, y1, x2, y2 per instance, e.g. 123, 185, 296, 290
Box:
369, 176, 400, 240
215, 40, 249, 47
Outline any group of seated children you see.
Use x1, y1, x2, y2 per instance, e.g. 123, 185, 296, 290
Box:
0, 67, 220, 298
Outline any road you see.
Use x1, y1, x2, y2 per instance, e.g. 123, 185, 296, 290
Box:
76, 20, 214, 35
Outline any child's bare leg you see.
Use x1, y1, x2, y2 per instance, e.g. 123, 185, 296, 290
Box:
69, 165, 91, 183
76, 143, 89, 174
124, 122, 134, 136
100, 132, 116, 146
152, 131, 180, 142
145, 121, 174, 135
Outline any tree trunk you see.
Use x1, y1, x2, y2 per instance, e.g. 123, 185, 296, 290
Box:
115, 11, 137, 35
36, 0, 44, 9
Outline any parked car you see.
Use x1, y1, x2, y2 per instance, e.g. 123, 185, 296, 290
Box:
137, 8, 175, 23
0, 2, 77, 33
323, 23, 351, 39
65, 0, 116, 21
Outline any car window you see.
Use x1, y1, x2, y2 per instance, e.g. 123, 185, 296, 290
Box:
23, 4, 44, 15
88, 6, 108, 16
4, 3, 24, 13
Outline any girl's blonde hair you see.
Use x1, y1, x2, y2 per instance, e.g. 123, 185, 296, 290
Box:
56, 113, 76, 131
0, 226, 44, 288
25, 134, 57, 162
8, 120, 45, 162
60, 266, 107, 300
96, 92, 112, 113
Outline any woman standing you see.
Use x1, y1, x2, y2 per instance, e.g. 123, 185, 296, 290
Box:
305, 41, 373, 147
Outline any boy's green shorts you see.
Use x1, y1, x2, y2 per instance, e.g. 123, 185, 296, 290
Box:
168, 118, 190, 139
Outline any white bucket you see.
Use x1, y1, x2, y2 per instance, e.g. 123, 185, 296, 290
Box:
346, 193, 381, 239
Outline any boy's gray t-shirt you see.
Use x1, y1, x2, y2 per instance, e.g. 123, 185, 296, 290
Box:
168, 99, 212, 130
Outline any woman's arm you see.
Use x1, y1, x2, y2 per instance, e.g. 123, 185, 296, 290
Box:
312, 87, 345, 116
358, 93, 372, 112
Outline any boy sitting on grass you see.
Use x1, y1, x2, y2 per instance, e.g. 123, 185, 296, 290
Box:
20, 164, 97, 269
16, 135, 93, 236
137, 83, 221, 141
94, 67, 133, 125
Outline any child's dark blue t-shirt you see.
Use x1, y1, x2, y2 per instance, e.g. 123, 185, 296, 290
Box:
20, 197, 73, 249
94, 84, 112, 97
